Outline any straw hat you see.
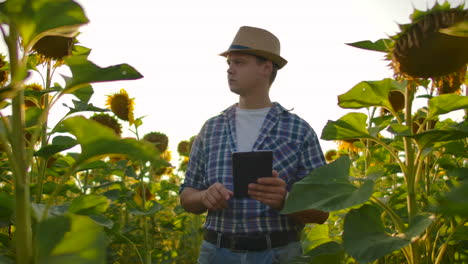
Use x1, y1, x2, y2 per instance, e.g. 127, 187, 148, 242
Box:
220, 26, 287, 69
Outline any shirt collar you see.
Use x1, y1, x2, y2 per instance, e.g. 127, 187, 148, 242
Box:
222, 102, 288, 119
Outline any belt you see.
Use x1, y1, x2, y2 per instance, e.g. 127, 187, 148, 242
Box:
203, 229, 300, 252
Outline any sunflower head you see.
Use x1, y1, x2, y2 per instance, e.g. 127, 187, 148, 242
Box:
105, 89, 135, 125
389, 2, 468, 78
432, 65, 466, 95
0, 54, 9, 87
337, 139, 362, 153
143, 132, 168, 152
32, 36, 74, 61
133, 183, 155, 206
90, 113, 122, 136
24, 83, 46, 108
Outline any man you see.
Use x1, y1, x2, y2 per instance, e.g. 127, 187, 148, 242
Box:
180, 26, 327, 263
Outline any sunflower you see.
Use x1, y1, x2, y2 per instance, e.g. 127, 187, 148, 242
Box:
337, 139, 362, 153
90, 113, 122, 136
0, 54, 9, 87
24, 83, 45, 108
389, 2, 467, 79
105, 89, 135, 125
32, 36, 74, 61
133, 183, 155, 206
143, 132, 168, 152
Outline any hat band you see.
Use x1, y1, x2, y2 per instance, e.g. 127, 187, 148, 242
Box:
229, 44, 251, 50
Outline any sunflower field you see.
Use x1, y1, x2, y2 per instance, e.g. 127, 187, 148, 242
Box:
0, 0, 467, 264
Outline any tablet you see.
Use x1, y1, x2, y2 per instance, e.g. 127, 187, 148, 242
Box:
232, 151, 273, 198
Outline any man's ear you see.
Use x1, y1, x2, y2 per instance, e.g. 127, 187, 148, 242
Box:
262, 60, 273, 77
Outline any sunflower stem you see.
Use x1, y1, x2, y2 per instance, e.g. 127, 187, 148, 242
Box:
35, 60, 53, 203
8, 24, 33, 264
404, 80, 419, 264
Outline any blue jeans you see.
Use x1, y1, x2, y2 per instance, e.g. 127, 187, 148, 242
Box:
197, 240, 302, 264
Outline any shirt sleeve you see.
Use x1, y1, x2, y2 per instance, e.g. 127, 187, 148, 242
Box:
295, 126, 326, 181
179, 127, 207, 193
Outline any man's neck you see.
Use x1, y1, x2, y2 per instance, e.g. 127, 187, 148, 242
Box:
238, 96, 273, 109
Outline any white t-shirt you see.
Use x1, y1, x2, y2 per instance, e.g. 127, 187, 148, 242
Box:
235, 107, 271, 152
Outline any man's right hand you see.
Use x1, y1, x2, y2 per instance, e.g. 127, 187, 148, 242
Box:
200, 183, 233, 211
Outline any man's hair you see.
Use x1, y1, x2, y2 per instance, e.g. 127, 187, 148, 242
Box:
255, 56, 278, 86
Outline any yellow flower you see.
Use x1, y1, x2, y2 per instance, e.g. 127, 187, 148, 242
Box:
105, 89, 135, 125
337, 139, 362, 153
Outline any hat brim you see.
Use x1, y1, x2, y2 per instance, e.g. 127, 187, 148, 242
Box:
219, 49, 287, 69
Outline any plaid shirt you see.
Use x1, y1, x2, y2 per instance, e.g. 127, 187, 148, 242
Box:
181, 102, 326, 234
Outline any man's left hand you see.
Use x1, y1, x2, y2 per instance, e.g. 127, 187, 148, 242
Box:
248, 170, 287, 210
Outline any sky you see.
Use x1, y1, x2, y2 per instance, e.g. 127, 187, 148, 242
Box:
5, 0, 467, 158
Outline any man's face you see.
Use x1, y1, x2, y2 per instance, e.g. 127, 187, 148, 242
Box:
226, 52, 267, 96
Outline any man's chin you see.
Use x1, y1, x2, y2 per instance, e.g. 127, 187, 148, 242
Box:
229, 87, 241, 95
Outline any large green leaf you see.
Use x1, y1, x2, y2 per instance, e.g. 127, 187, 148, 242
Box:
427, 94, 468, 120
68, 195, 109, 215
62, 55, 143, 93
36, 214, 105, 264
7, 0, 89, 51
346, 39, 392, 53
321, 113, 372, 141
412, 121, 468, 149
281, 156, 374, 214
61, 116, 165, 167
338, 79, 405, 110
343, 205, 433, 263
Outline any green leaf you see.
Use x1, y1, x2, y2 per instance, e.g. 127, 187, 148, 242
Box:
36, 214, 106, 264
71, 84, 93, 103
439, 21, 468, 37
320, 113, 372, 141
388, 123, 411, 136
293, 241, 345, 264
343, 204, 433, 263
68, 195, 109, 215
411, 122, 468, 149
427, 94, 468, 120
88, 214, 113, 229
36, 215, 71, 262
63, 55, 143, 93
35, 136, 78, 158
0, 192, 14, 220
61, 116, 166, 168
64, 99, 108, 115
25, 107, 42, 128
438, 180, 468, 217
303, 224, 333, 252
346, 39, 392, 52
338, 79, 404, 110
12, 0, 89, 51
128, 200, 162, 216
281, 156, 374, 214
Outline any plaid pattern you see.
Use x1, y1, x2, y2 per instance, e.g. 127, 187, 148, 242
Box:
181, 102, 326, 234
